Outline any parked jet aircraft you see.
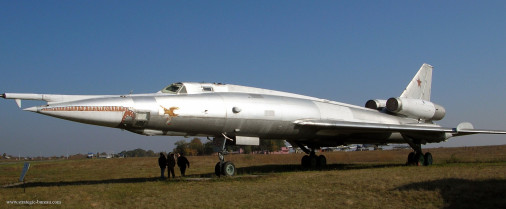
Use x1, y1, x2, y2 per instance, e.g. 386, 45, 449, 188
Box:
2, 63, 505, 176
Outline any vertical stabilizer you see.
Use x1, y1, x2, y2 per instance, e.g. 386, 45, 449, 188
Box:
400, 63, 433, 101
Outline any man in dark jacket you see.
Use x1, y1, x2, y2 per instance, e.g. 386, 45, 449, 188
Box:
167, 152, 176, 179
158, 153, 167, 178
177, 153, 190, 177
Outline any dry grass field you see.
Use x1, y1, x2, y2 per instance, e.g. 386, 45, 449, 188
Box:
1, 145, 505, 209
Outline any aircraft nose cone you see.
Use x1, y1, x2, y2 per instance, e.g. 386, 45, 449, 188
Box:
23, 107, 38, 112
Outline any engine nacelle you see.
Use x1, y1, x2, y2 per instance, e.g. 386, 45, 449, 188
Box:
365, 99, 387, 110
386, 97, 446, 121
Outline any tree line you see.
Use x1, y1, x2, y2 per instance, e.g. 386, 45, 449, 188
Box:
172, 138, 287, 156
119, 148, 157, 157
117, 138, 287, 157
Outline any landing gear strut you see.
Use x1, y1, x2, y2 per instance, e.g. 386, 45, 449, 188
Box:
298, 143, 326, 169
404, 138, 433, 166
213, 136, 236, 177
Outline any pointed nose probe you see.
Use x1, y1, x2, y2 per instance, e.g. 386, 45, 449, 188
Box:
23, 106, 39, 112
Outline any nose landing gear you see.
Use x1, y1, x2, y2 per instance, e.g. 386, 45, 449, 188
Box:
213, 136, 236, 177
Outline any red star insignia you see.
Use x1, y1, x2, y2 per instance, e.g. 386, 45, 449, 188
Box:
416, 78, 422, 87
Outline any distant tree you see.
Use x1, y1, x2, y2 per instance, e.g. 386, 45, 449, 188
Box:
243, 146, 252, 154
203, 141, 215, 155
146, 150, 156, 157
2, 153, 6, 158
173, 140, 188, 155
119, 148, 157, 157
189, 138, 204, 156
227, 145, 240, 153
253, 139, 286, 153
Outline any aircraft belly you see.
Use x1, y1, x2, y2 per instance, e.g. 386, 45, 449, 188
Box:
165, 117, 227, 135
223, 118, 294, 138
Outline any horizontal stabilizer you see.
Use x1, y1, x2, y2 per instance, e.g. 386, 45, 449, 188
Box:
452, 122, 506, 136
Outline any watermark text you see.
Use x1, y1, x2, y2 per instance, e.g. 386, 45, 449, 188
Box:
6, 200, 62, 205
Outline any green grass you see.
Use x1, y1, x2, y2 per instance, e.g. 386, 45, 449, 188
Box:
1, 145, 505, 208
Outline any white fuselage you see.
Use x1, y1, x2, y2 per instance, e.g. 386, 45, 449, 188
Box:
28, 92, 420, 146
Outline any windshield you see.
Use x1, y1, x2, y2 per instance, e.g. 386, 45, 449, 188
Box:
161, 83, 183, 94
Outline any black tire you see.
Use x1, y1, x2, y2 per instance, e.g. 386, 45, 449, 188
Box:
407, 152, 415, 165
301, 155, 310, 168
317, 155, 327, 168
215, 162, 221, 177
222, 161, 236, 176
424, 152, 433, 166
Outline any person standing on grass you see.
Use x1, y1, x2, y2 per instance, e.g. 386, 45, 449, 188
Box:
177, 153, 190, 177
167, 152, 176, 179
158, 153, 167, 178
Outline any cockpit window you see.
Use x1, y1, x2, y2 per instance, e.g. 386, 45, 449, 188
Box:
161, 83, 183, 94
179, 86, 187, 94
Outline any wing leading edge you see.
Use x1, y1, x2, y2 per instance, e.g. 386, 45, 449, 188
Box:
293, 119, 506, 137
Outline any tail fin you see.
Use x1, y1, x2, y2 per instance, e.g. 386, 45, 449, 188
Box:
400, 63, 433, 101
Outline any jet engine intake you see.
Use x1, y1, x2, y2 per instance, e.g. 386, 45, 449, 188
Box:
386, 97, 445, 121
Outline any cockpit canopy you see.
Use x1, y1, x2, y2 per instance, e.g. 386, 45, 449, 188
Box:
160, 83, 187, 94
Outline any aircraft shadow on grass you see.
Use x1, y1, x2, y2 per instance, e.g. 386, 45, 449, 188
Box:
4, 163, 404, 188
5, 177, 163, 189
4, 164, 402, 188
196, 163, 404, 178
394, 178, 506, 209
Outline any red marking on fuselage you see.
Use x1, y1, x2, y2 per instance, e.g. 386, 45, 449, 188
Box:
40, 106, 136, 125
41, 106, 129, 112
121, 109, 136, 124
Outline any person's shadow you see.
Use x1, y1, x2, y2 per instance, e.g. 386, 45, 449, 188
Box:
394, 178, 506, 209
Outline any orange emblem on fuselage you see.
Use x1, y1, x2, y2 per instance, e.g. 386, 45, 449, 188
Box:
160, 106, 179, 125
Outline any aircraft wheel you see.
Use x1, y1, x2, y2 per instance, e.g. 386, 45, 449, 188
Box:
222, 161, 236, 176
215, 162, 221, 176
407, 152, 415, 165
301, 155, 310, 168
423, 152, 433, 166
415, 153, 425, 166
317, 155, 327, 168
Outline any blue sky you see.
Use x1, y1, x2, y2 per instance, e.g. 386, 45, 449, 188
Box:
1, 1, 505, 156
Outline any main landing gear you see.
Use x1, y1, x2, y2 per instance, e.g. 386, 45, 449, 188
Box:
406, 151, 433, 166
298, 144, 327, 169
213, 136, 236, 177
404, 138, 433, 166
